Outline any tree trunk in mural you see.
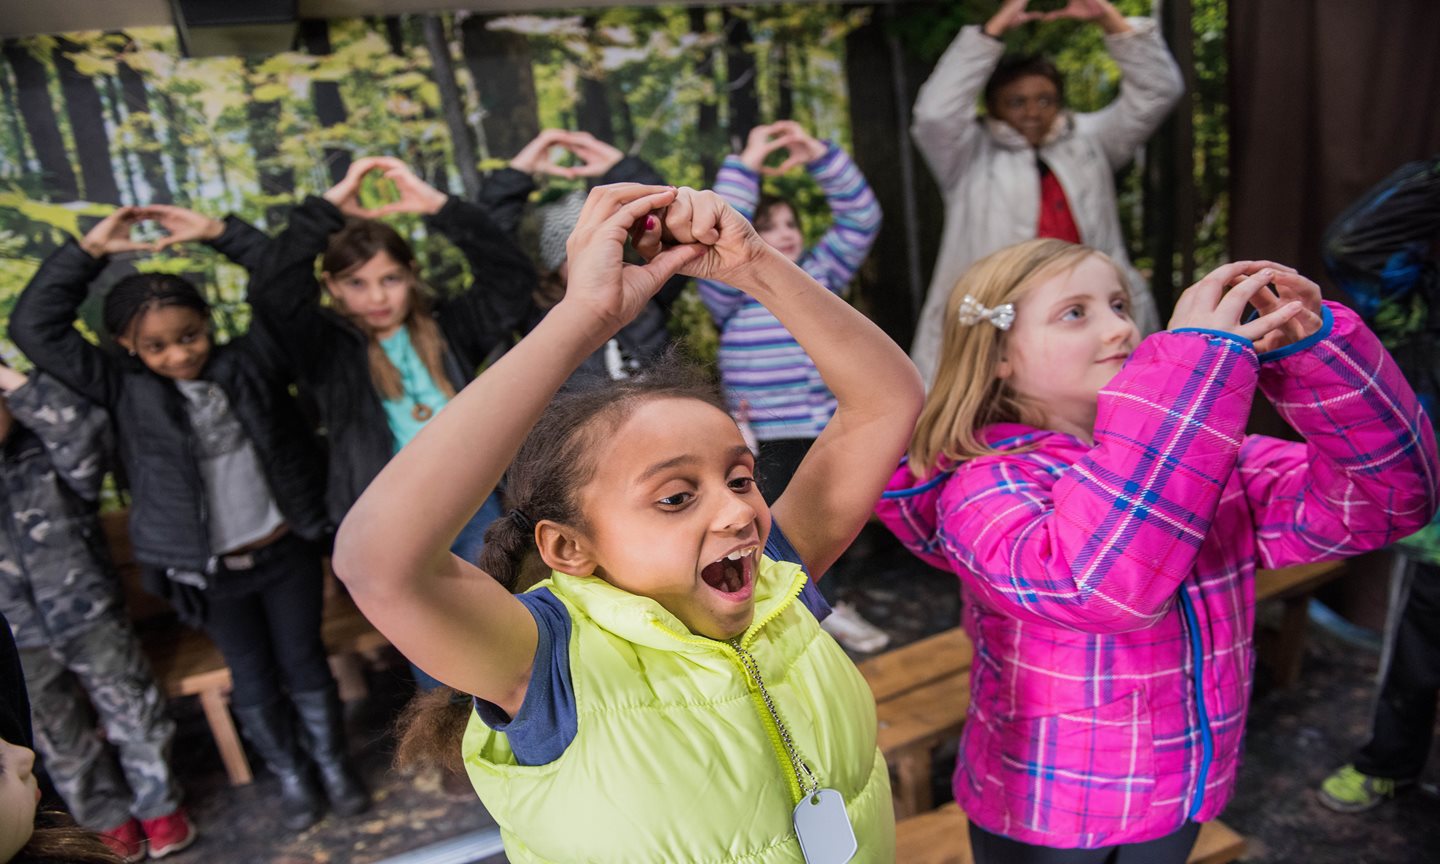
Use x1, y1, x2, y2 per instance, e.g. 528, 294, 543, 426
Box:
3, 39, 79, 201
422, 15, 481, 200
723, 10, 760, 148
245, 63, 295, 228
461, 14, 540, 160
776, 41, 794, 121
299, 20, 352, 186
54, 38, 121, 204
688, 7, 718, 185
576, 15, 615, 143
0, 56, 34, 176
612, 81, 635, 149
103, 75, 140, 204
117, 45, 174, 204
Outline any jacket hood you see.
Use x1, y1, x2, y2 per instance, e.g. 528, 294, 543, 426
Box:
875, 423, 1059, 571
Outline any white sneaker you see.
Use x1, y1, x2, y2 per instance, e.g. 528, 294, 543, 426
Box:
821, 602, 891, 653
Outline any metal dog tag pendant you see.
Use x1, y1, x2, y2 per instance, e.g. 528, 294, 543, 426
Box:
793, 788, 857, 864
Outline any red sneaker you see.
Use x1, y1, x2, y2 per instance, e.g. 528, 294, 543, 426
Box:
99, 818, 147, 863
140, 808, 197, 859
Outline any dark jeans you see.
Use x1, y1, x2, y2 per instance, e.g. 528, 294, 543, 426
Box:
202, 534, 331, 709
969, 820, 1201, 864
1355, 559, 1440, 779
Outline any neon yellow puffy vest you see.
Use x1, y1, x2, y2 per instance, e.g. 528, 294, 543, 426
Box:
462, 557, 895, 863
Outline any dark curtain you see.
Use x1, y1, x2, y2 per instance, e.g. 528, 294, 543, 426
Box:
1229, 0, 1440, 296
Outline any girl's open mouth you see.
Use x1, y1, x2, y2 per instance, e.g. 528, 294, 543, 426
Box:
700, 547, 757, 598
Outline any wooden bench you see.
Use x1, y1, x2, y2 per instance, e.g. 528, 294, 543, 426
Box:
858, 627, 973, 818
894, 802, 1246, 864
104, 512, 392, 786
1253, 560, 1348, 687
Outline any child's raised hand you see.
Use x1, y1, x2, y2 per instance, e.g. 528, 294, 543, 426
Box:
738, 123, 786, 173
649, 187, 771, 284
79, 207, 153, 258
145, 204, 225, 251
509, 129, 578, 177
984, 0, 1041, 37
1247, 269, 1326, 354
762, 120, 828, 175
560, 184, 701, 330
563, 132, 626, 178
323, 156, 391, 218
1168, 260, 1304, 344
371, 158, 448, 217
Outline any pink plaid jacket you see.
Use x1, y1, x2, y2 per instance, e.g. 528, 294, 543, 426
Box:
876, 303, 1438, 848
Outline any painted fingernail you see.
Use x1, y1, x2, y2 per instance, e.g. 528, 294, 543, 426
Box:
645, 216, 656, 230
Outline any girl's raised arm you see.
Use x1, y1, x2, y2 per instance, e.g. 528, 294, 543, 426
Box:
332, 184, 695, 712
662, 189, 926, 579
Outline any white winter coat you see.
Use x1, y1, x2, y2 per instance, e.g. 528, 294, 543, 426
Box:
909, 18, 1183, 384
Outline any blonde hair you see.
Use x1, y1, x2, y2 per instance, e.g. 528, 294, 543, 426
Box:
908, 239, 1127, 477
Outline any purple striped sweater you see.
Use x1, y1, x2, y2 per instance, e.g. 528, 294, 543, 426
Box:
876, 303, 1439, 847
698, 145, 881, 440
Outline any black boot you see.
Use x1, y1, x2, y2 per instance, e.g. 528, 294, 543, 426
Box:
232, 699, 324, 831
291, 687, 370, 817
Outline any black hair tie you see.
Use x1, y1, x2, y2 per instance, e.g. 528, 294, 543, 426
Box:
508, 509, 535, 533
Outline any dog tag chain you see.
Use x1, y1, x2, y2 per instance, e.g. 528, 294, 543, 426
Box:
731, 641, 858, 864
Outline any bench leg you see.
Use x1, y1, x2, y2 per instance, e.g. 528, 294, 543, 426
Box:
330, 652, 369, 703
199, 690, 253, 786
893, 750, 934, 820
1270, 595, 1311, 688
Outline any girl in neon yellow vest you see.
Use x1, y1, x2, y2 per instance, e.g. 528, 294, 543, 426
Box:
334, 182, 925, 862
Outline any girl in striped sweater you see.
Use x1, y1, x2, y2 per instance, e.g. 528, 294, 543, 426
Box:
699, 121, 888, 651
876, 239, 1439, 862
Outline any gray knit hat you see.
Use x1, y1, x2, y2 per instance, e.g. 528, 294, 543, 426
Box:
537, 189, 587, 272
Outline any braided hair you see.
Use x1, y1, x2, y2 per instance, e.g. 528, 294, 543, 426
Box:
101, 274, 209, 345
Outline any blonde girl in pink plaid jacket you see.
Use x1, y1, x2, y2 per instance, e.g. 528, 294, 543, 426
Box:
876, 239, 1439, 861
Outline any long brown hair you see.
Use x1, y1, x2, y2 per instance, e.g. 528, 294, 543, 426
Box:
11, 811, 125, 864
909, 240, 1127, 477
322, 219, 457, 402
393, 353, 725, 778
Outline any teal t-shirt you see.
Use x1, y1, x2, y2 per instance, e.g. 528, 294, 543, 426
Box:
379, 327, 450, 452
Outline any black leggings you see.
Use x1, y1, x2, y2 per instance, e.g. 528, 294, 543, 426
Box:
202, 535, 332, 708
1355, 559, 1440, 778
968, 820, 1201, 864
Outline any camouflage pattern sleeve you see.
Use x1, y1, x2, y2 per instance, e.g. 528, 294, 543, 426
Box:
4, 372, 113, 503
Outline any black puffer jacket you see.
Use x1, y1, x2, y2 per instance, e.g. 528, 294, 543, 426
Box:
247, 196, 537, 526
478, 156, 687, 380
9, 222, 329, 573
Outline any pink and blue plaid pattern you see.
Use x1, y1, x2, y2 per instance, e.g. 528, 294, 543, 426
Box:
698, 146, 881, 441
876, 303, 1438, 848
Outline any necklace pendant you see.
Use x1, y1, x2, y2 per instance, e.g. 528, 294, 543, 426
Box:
793, 788, 857, 863
411, 402, 434, 422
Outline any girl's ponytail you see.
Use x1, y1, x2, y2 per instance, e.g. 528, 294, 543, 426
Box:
476, 509, 540, 592
393, 687, 473, 780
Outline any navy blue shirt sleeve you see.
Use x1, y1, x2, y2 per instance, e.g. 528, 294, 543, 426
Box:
471, 587, 577, 766
765, 519, 831, 622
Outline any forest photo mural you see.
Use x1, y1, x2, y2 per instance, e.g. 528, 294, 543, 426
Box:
0, 5, 869, 360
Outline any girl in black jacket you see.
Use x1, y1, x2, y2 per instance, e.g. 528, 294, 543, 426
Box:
10, 205, 367, 833
246, 157, 537, 687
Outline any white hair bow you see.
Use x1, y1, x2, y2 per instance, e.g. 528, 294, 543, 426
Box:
957, 295, 1015, 331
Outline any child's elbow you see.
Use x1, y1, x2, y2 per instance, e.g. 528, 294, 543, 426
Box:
330, 516, 374, 592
